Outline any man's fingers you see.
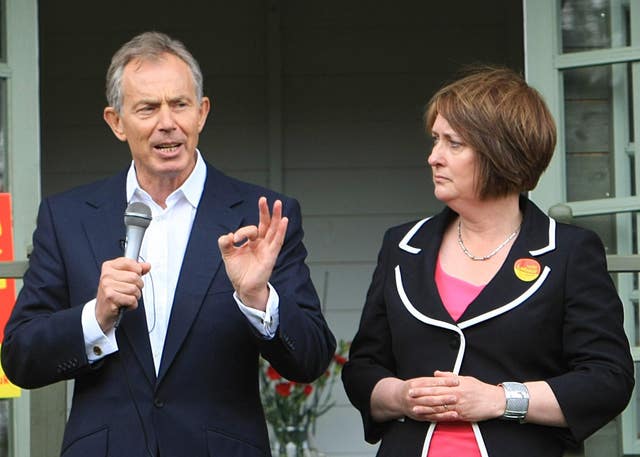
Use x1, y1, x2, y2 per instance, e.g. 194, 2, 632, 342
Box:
264, 200, 284, 243
272, 217, 288, 248
234, 225, 258, 243
257, 197, 271, 237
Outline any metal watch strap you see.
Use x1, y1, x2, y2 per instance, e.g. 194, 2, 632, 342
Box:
500, 381, 529, 422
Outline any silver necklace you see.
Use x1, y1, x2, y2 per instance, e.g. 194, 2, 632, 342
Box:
457, 220, 519, 261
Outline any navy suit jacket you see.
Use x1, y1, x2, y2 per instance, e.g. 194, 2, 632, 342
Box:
342, 197, 634, 457
2, 162, 336, 457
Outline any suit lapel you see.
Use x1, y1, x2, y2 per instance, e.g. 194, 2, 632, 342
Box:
457, 197, 555, 324
82, 171, 157, 386
457, 240, 545, 323
398, 223, 453, 324
156, 166, 244, 384
397, 198, 555, 327
82, 174, 128, 273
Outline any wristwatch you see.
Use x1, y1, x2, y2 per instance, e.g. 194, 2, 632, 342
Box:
500, 382, 529, 422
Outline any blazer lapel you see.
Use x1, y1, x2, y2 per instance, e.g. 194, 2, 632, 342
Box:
156, 166, 244, 384
82, 171, 157, 386
396, 212, 458, 324
396, 198, 556, 327
457, 197, 555, 325
82, 173, 128, 272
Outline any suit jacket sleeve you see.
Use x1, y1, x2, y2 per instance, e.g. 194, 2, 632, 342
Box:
546, 228, 634, 443
2, 198, 95, 388
257, 197, 336, 383
341, 228, 397, 443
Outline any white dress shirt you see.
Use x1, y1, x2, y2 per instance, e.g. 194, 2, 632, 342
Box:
81, 151, 279, 373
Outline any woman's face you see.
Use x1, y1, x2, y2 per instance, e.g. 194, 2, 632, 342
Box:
427, 114, 479, 205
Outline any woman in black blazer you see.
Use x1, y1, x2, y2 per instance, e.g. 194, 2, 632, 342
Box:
342, 67, 634, 457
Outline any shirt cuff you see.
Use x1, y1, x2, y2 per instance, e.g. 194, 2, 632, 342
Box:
234, 283, 280, 339
82, 299, 119, 362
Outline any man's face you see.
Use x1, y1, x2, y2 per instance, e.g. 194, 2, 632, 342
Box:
104, 53, 210, 191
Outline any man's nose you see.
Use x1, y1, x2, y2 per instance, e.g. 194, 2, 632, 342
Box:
157, 105, 177, 131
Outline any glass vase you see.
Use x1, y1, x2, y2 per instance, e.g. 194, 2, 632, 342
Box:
271, 425, 319, 457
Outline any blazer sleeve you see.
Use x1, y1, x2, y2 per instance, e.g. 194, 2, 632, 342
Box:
546, 228, 634, 444
1, 198, 93, 389
341, 229, 397, 444
258, 197, 336, 383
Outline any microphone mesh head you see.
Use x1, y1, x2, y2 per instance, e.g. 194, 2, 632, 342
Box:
124, 202, 152, 228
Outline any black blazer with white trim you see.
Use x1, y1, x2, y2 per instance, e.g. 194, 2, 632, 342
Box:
342, 196, 634, 457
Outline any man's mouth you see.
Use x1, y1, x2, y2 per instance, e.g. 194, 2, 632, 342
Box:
154, 143, 181, 152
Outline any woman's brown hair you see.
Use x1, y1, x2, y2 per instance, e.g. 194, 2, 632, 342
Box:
425, 66, 557, 199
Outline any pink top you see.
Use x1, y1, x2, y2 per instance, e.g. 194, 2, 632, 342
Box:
428, 258, 485, 457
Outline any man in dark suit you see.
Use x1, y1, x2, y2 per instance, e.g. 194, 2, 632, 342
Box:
1, 31, 335, 457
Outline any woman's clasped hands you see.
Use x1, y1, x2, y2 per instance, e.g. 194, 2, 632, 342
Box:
397, 371, 505, 423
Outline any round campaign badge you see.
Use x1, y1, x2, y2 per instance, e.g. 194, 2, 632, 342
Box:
514, 258, 541, 282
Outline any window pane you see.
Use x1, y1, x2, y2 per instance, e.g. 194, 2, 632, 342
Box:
562, 64, 634, 201
561, 0, 631, 52
0, 78, 5, 191
561, 62, 635, 252
0, 400, 7, 457
0, 0, 4, 62
0, 6, 8, 456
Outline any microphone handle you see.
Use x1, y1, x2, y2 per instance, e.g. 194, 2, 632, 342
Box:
115, 225, 146, 328
114, 306, 126, 328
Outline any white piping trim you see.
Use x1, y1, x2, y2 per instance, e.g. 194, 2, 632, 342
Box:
472, 422, 490, 457
457, 266, 551, 329
397, 216, 553, 457
420, 420, 489, 457
529, 217, 556, 256
398, 217, 432, 254
420, 422, 437, 457
394, 266, 466, 374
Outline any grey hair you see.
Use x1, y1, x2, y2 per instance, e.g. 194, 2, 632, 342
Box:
106, 31, 204, 113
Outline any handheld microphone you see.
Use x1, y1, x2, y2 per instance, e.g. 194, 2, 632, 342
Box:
115, 202, 152, 328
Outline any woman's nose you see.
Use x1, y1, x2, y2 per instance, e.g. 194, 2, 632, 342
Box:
427, 143, 441, 166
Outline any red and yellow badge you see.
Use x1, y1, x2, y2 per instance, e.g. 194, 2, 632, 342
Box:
514, 258, 541, 282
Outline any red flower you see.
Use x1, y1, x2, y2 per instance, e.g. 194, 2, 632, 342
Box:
303, 384, 313, 396
275, 382, 292, 397
333, 354, 347, 365
267, 366, 282, 380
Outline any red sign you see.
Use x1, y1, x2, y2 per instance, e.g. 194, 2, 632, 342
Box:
0, 193, 20, 397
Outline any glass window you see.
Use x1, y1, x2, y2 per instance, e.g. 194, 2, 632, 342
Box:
0, 78, 5, 191
528, 0, 640, 452
561, 0, 631, 52
0, 0, 4, 62
561, 63, 635, 252
0, 4, 9, 456
0, 400, 7, 457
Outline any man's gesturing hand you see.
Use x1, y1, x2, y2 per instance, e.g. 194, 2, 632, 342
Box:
218, 197, 288, 311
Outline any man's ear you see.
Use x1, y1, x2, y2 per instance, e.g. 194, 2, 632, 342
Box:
197, 97, 211, 133
103, 107, 127, 142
